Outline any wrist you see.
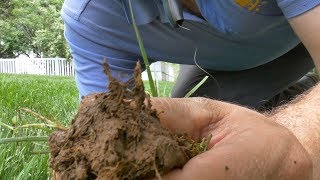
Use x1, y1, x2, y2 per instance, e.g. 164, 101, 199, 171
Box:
270, 111, 320, 155
268, 84, 320, 179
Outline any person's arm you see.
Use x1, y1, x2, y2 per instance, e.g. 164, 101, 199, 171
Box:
272, 5, 320, 179
270, 84, 320, 179
148, 97, 313, 180
288, 5, 320, 71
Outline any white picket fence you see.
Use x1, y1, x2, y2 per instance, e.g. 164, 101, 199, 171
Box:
0, 58, 175, 81
0, 58, 74, 76
142, 62, 175, 82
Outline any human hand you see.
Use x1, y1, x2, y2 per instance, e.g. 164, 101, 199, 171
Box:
150, 97, 312, 180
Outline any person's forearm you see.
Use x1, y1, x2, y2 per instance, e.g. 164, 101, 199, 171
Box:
270, 83, 320, 179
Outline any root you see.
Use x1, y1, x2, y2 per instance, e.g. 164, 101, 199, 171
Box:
20, 108, 67, 131
153, 160, 162, 180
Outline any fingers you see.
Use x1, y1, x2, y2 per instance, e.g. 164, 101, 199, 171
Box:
149, 98, 313, 180
158, 147, 231, 180
150, 97, 234, 139
160, 123, 312, 180
160, 145, 258, 180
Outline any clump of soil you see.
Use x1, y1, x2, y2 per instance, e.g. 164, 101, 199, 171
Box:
48, 62, 205, 179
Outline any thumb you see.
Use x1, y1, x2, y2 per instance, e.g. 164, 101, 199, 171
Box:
150, 97, 234, 139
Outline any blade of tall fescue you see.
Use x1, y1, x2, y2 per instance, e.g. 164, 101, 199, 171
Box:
128, 0, 158, 97
184, 76, 209, 98
0, 136, 48, 144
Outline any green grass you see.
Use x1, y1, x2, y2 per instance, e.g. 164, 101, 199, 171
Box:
0, 74, 78, 179
0, 73, 173, 179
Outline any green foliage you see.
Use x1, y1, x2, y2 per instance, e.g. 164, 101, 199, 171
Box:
0, 73, 174, 179
0, 74, 78, 179
144, 80, 174, 97
0, 0, 70, 59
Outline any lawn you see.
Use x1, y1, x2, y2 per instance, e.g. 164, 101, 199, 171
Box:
0, 73, 174, 179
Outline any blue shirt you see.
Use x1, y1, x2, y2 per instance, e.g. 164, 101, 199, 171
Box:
61, 0, 320, 96
62, 0, 319, 71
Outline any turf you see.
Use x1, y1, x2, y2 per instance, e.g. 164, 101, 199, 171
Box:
0, 73, 173, 179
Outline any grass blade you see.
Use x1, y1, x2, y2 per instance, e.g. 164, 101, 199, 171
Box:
30, 151, 50, 155
20, 108, 68, 130
0, 136, 48, 144
128, 0, 158, 97
15, 123, 56, 129
14, 123, 55, 133
0, 121, 14, 130
184, 76, 209, 98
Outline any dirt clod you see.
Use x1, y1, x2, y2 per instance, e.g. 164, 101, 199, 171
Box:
48, 61, 202, 179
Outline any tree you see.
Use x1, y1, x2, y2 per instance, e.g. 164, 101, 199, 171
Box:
0, 0, 71, 59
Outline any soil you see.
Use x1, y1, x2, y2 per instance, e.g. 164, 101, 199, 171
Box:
48, 62, 203, 180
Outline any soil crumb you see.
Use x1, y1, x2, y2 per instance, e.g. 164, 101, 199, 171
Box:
48, 61, 202, 179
